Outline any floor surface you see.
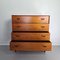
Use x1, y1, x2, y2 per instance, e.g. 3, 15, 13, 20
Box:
0, 45, 60, 60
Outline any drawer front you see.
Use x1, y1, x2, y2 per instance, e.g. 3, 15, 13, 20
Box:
10, 42, 52, 51
32, 16, 50, 24
12, 24, 49, 31
12, 15, 50, 24
12, 32, 50, 41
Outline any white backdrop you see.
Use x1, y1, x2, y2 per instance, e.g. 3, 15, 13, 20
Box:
0, 0, 60, 45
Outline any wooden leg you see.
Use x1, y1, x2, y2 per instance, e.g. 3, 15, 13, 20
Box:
44, 51, 46, 52
15, 50, 16, 52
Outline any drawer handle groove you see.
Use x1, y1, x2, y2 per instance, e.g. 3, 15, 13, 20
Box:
16, 26, 21, 28
17, 18, 20, 20
41, 35, 45, 37
43, 45, 47, 47
15, 35, 20, 37
41, 26, 45, 28
41, 18, 45, 20
14, 45, 18, 47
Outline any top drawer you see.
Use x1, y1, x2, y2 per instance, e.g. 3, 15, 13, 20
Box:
12, 15, 50, 24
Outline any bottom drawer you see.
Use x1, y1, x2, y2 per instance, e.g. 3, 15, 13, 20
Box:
10, 41, 52, 51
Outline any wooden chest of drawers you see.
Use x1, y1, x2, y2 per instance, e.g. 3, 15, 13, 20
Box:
10, 15, 52, 52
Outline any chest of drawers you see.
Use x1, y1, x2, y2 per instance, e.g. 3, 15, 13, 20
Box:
10, 15, 52, 52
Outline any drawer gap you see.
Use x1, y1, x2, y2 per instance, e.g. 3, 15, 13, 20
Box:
12, 31, 49, 33
11, 40, 50, 42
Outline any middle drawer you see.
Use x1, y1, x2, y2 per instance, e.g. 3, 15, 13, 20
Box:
12, 24, 49, 31
12, 32, 50, 41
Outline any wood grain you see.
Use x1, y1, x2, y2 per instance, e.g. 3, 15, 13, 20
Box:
10, 41, 52, 51
12, 24, 49, 31
12, 15, 50, 24
12, 32, 50, 41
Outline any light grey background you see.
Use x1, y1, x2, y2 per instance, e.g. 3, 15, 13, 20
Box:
0, 0, 60, 45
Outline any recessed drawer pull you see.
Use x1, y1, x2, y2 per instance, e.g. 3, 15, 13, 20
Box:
41, 35, 45, 37
41, 26, 45, 28
16, 26, 21, 28
15, 35, 20, 37
41, 18, 45, 20
17, 18, 20, 20
43, 45, 47, 47
14, 45, 18, 47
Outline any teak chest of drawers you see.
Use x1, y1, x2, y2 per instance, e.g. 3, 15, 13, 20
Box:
10, 15, 52, 52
